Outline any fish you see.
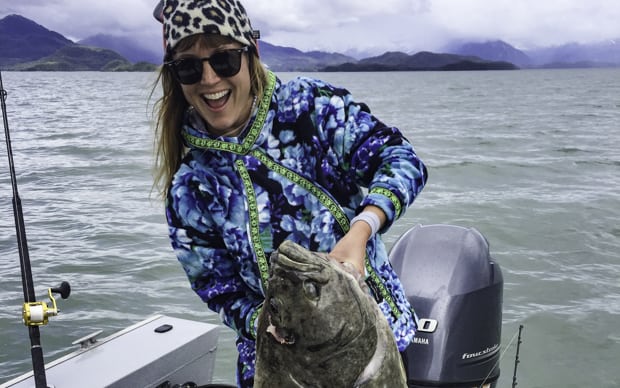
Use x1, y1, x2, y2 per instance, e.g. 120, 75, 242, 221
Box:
254, 240, 407, 387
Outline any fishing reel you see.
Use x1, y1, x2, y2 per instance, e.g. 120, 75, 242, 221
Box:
22, 281, 71, 326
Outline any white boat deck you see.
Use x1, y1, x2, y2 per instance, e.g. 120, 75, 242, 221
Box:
1, 315, 220, 388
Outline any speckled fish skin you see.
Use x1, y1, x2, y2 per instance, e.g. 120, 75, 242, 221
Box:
255, 240, 407, 387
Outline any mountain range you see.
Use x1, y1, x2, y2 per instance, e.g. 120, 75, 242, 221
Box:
1, 14, 619, 72
445, 39, 620, 68
0, 15, 155, 71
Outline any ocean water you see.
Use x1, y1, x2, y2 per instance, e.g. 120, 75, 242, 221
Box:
0, 69, 619, 387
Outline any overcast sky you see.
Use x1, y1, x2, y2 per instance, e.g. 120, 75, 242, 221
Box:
2, 0, 620, 58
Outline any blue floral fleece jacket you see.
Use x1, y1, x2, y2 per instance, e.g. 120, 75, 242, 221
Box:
166, 71, 428, 384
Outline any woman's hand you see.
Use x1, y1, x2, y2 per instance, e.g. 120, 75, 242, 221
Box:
329, 206, 386, 276
329, 228, 368, 276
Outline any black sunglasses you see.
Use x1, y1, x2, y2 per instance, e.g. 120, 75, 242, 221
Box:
165, 47, 249, 84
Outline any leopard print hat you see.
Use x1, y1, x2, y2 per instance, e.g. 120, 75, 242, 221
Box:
161, 0, 258, 59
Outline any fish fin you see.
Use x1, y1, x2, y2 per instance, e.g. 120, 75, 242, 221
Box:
353, 321, 388, 387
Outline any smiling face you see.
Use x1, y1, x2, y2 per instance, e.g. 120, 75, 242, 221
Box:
173, 35, 254, 137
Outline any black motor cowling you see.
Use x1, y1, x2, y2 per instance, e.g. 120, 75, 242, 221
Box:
390, 224, 503, 388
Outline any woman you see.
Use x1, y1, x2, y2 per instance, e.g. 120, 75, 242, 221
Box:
153, 0, 428, 386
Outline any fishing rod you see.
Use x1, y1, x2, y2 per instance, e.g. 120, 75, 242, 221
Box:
477, 324, 525, 388
511, 324, 524, 388
1, 70, 71, 388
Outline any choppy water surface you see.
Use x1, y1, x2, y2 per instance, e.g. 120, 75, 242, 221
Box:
1, 69, 619, 387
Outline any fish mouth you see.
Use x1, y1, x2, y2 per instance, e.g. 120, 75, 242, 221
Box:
265, 312, 348, 350
267, 315, 296, 345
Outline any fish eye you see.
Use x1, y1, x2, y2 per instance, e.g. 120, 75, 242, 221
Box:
303, 280, 320, 300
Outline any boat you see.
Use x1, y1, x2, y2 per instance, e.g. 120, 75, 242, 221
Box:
0, 315, 221, 388
0, 222, 506, 388
1, 48, 512, 388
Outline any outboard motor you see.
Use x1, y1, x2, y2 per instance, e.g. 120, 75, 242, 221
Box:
390, 224, 503, 388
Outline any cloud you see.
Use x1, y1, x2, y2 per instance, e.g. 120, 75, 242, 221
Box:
244, 0, 620, 53
3, 0, 157, 39
247, 0, 431, 31
2, 0, 620, 55
244, 0, 435, 53
428, 0, 620, 48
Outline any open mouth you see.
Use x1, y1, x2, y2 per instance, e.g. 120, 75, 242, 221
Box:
202, 90, 230, 109
267, 316, 296, 345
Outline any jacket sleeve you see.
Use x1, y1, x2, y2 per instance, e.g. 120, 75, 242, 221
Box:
311, 80, 428, 230
166, 163, 262, 340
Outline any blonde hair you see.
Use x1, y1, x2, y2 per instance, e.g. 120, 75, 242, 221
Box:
151, 34, 269, 199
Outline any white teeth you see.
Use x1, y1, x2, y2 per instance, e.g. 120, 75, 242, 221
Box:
203, 90, 229, 100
